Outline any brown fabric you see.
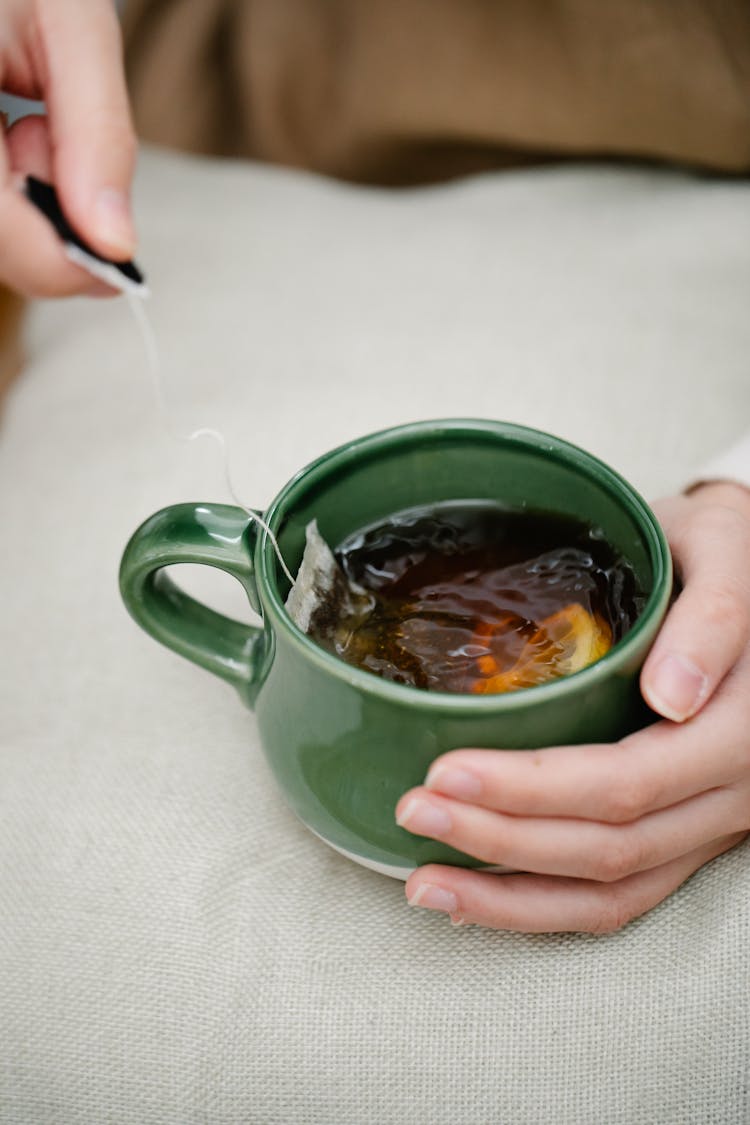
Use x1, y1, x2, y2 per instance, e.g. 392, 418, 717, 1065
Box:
123, 0, 750, 184
0, 285, 24, 407
0, 122, 23, 407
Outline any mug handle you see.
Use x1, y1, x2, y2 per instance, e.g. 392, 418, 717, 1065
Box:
119, 503, 270, 708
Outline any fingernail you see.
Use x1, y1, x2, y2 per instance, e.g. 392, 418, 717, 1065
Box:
426, 764, 482, 800
396, 797, 452, 836
647, 653, 707, 722
95, 188, 135, 257
407, 883, 458, 914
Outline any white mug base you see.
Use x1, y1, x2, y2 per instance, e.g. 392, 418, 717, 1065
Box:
308, 826, 515, 880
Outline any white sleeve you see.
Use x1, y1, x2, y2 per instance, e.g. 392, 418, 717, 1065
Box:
688, 431, 750, 492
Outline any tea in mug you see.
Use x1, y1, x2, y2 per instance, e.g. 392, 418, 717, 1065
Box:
303, 501, 644, 695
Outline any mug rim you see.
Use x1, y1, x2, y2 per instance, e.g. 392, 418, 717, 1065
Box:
257, 418, 672, 711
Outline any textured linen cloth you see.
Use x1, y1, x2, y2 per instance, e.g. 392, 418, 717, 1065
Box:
1, 148, 749, 1125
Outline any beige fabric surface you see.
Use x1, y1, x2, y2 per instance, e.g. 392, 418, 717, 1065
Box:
1, 148, 749, 1124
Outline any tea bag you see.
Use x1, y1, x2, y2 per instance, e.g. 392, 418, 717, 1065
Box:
286, 521, 373, 642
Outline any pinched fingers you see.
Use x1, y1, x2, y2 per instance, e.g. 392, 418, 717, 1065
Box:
39, 0, 137, 259
0, 116, 100, 296
0, 0, 137, 296
0, 174, 108, 296
404, 834, 746, 934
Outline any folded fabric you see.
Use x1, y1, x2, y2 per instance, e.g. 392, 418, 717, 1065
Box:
123, 0, 750, 183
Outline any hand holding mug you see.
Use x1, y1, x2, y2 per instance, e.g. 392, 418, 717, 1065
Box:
400, 480, 750, 932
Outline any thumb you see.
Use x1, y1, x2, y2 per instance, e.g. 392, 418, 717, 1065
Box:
642, 490, 750, 722
38, 0, 137, 260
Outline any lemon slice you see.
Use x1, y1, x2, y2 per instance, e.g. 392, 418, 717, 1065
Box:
473, 603, 612, 694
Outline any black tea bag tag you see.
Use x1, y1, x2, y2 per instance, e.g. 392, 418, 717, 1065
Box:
24, 175, 148, 297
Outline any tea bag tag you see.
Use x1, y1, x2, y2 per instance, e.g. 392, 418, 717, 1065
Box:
24, 175, 149, 298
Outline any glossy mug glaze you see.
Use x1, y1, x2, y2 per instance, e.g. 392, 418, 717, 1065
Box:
119, 419, 672, 879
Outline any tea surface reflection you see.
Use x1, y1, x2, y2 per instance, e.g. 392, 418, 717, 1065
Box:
315, 501, 645, 694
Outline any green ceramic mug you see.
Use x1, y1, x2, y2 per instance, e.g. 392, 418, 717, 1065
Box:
119, 419, 672, 878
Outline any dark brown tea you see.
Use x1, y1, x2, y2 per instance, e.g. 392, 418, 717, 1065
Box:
312, 501, 645, 695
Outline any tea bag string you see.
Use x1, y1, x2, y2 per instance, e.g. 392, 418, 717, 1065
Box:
127, 293, 296, 588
